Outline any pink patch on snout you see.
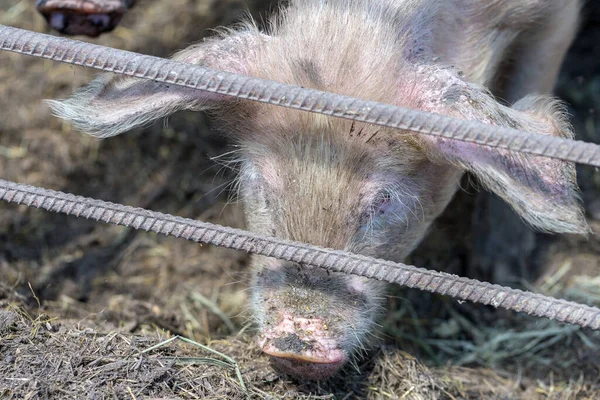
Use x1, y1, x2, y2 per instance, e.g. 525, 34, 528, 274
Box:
258, 315, 347, 380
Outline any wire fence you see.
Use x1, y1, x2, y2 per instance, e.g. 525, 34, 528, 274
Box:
1, 24, 599, 331
2, 178, 599, 330
1, 24, 600, 166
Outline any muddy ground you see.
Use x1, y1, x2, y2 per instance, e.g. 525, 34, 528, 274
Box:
1, 1, 600, 399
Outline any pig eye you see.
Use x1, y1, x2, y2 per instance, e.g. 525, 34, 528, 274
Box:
358, 190, 407, 233
373, 192, 392, 215
362, 192, 394, 223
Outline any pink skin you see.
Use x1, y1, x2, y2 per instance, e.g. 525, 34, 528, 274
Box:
258, 314, 347, 379
251, 255, 384, 380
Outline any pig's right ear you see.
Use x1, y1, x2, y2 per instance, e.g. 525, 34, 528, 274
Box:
417, 84, 589, 235
48, 31, 267, 138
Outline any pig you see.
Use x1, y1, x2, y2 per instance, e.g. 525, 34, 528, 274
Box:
49, 0, 588, 379
37, 0, 135, 37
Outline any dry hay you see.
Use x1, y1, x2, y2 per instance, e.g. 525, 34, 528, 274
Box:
2, 289, 598, 399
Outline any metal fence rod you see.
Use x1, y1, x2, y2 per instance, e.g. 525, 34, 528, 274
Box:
1, 178, 599, 330
1, 24, 599, 167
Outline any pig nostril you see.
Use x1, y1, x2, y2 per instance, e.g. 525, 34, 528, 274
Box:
272, 333, 312, 353
87, 14, 111, 29
49, 13, 67, 31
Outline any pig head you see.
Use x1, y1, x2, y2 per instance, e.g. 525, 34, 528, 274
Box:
49, 0, 588, 379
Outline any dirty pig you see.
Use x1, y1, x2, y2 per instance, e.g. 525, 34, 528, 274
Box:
50, 0, 588, 379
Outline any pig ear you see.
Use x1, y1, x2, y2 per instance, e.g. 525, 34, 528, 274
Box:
420, 92, 589, 235
48, 31, 267, 138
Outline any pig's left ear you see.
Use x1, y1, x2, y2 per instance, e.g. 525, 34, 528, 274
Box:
48, 30, 269, 138
419, 91, 589, 235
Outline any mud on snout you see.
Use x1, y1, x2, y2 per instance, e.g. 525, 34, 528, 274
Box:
251, 260, 387, 379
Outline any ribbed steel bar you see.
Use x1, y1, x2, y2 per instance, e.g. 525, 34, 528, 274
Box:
1, 24, 600, 167
2, 178, 599, 330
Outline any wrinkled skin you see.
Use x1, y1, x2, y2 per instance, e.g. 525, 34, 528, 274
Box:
36, 0, 135, 37
50, 0, 588, 379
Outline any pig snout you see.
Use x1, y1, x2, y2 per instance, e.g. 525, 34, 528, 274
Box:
36, 0, 134, 37
252, 261, 384, 379
259, 316, 347, 379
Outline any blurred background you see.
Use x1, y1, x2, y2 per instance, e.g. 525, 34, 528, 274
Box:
1, 1, 599, 398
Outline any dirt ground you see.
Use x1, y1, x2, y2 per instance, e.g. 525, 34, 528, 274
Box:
1, 1, 600, 399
